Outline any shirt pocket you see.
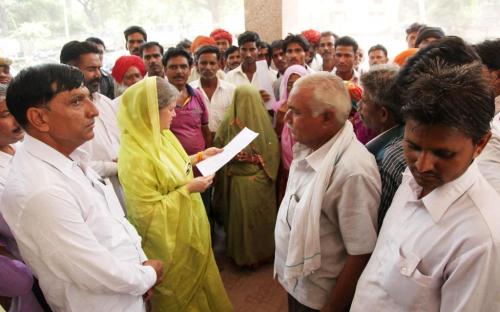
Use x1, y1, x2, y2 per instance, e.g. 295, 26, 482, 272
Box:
382, 247, 440, 311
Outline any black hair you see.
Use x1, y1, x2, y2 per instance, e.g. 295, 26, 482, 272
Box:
162, 47, 193, 67
405, 22, 425, 36
139, 41, 164, 57
237, 31, 260, 47
282, 34, 310, 53
85, 37, 105, 50
368, 44, 388, 57
195, 45, 221, 61
224, 45, 239, 60
270, 40, 283, 52
334, 36, 358, 53
394, 36, 480, 105
360, 65, 402, 124
320, 31, 339, 41
402, 61, 493, 143
176, 39, 192, 50
6, 64, 84, 127
60, 41, 100, 66
123, 26, 147, 42
473, 39, 500, 71
257, 41, 272, 55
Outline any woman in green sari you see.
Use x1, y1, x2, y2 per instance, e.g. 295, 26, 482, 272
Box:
117, 77, 232, 311
213, 85, 280, 267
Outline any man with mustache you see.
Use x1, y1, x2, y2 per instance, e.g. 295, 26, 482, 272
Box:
225, 31, 275, 103
318, 31, 338, 72
333, 36, 360, 83
351, 39, 500, 312
60, 41, 122, 206
140, 41, 164, 78
273, 34, 316, 100
223, 46, 241, 72
163, 47, 210, 156
124, 25, 147, 57
2, 64, 163, 311
190, 45, 235, 146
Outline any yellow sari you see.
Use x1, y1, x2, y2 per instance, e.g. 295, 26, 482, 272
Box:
117, 77, 232, 311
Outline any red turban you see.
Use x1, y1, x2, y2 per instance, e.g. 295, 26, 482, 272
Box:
210, 28, 232, 45
301, 29, 321, 46
111, 55, 145, 84
344, 81, 363, 103
393, 48, 418, 67
191, 36, 217, 54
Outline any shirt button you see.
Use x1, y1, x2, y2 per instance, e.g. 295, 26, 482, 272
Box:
400, 267, 407, 275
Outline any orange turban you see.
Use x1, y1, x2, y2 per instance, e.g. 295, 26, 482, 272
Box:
301, 29, 321, 46
191, 36, 217, 54
393, 48, 418, 67
111, 55, 145, 84
210, 28, 232, 45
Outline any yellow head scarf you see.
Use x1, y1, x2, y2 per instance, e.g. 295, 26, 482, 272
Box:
117, 77, 231, 311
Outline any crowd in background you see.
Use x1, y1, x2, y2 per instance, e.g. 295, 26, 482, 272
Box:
0, 22, 499, 312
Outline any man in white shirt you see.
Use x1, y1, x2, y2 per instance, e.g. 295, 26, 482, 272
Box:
273, 34, 316, 100
274, 73, 380, 311
225, 31, 275, 103
190, 45, 235, 145
60, 41, 124, 205
333, 36, 360, 83
351, 50, 500, 311
2, 64, 163, 311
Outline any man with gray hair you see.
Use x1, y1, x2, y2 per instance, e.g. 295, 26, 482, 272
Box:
274, 72, 381, 311
359, 64, 406, 226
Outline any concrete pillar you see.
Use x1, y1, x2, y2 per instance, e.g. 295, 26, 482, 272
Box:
244, 0, 283, 42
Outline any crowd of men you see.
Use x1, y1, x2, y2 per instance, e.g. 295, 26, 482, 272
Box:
0, 21, 499, 312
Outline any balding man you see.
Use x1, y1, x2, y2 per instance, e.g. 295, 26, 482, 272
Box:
274, 73, 381, 311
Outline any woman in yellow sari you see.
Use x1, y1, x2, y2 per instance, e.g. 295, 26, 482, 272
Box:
117, 77, 232, 311
213, 85, 280, 267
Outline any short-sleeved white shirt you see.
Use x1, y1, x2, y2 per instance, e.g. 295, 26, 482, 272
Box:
189, 78, 235, 132
274, 133, 381, 309
351, 163, 500, 312
225, 64, 276, 88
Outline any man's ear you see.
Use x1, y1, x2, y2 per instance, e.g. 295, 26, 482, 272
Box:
26, 107, 50, 132
473, 131, 492, 158
379, 106, 389, 123
322, 110, 336, 124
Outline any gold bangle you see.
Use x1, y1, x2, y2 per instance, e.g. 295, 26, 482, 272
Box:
196, 151, 204, 163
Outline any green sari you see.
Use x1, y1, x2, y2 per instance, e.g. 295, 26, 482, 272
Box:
117, 77, 232, 311
213, 85, 280, 266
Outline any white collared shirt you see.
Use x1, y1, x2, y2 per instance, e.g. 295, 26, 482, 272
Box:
274, 134, 380, 309
0, 150, 12, 198
81, 92, 120, 178
331, 67, 360, 84
1, 135, 156, 312
477, 112, 500, 194
351, 163, 500, 312
225, 64, 277, 88
189, 78, 235, 132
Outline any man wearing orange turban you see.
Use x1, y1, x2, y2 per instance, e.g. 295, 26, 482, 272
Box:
188, 36, 225, 83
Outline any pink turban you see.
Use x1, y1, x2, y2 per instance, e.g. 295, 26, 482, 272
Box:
111, 55, 145, 84
210, 28, 233, 45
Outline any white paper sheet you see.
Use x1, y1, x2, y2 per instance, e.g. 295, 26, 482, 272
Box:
197, 127, 259, 176
256, 60, 277, 109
